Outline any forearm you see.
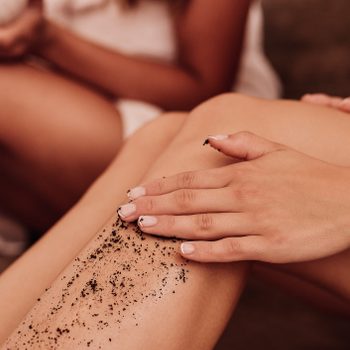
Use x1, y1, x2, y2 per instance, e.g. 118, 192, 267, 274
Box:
2, 217, 246, 349
36, 22, 214, 110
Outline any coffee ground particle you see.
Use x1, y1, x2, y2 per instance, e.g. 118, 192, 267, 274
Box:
9, 217, 190, 349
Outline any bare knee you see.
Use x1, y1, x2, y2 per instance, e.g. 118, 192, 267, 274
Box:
126, 111, 187, 143
177, 93, 265, 140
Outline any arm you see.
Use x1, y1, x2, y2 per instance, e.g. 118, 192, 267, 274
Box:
36, 0, 251, 110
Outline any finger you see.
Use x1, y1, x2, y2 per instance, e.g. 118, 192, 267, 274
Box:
301, 93, 332, 105
119, 187, 244, 222
328, 97, 345, 109
339, 97, 350, 113
137, 213, 254, 240
179, 236, 265, 263
127, 167, 230, 200
302, 93, 344, 109
205, 131, 286, 160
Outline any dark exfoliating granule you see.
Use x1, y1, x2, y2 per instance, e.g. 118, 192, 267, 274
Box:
6, 216, 190, 349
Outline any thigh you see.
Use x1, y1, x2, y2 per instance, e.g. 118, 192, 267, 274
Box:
0, 63, 122, 189
183, 93, 350, 165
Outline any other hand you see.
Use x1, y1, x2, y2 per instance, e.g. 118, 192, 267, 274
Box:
302, 93, 350, 114
0, 2, 42, 59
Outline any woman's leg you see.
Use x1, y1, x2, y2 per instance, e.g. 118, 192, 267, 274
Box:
3, 93, 350, 347
0, 63, 122, 231
0, 112, 187, 342
252, 261, 350, 316
2, 110, 249, 349
183, 94, 350, 307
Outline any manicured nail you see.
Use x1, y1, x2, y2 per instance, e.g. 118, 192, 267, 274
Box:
127, 186, 146, 200
180, 243, 195, 255
118, 203, 136, 219
203, 134, 228, 146
208, 134, 229, 141
138, 216, 158, 228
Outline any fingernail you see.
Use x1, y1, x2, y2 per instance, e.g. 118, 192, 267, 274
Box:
181, 243, 195, 255
138, 216, 158, 228
208, 134, 229, 141
127, 186, 146, 200
118, 203, 136, 219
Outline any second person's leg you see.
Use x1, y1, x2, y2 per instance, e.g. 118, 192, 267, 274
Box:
0, 63, 122, 230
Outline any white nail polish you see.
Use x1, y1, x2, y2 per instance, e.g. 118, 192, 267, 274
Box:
208, 134, 229, 141
118, 203, 136, 218
181, 243, 195, 255
127, 186, 146, 200
138, 216, 158, 228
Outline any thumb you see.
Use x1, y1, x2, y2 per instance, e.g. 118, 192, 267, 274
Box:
204, 131, 286, 160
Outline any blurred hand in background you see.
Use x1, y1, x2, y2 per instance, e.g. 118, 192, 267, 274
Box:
302, 93, 350, 114
0, 0, 43, 59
